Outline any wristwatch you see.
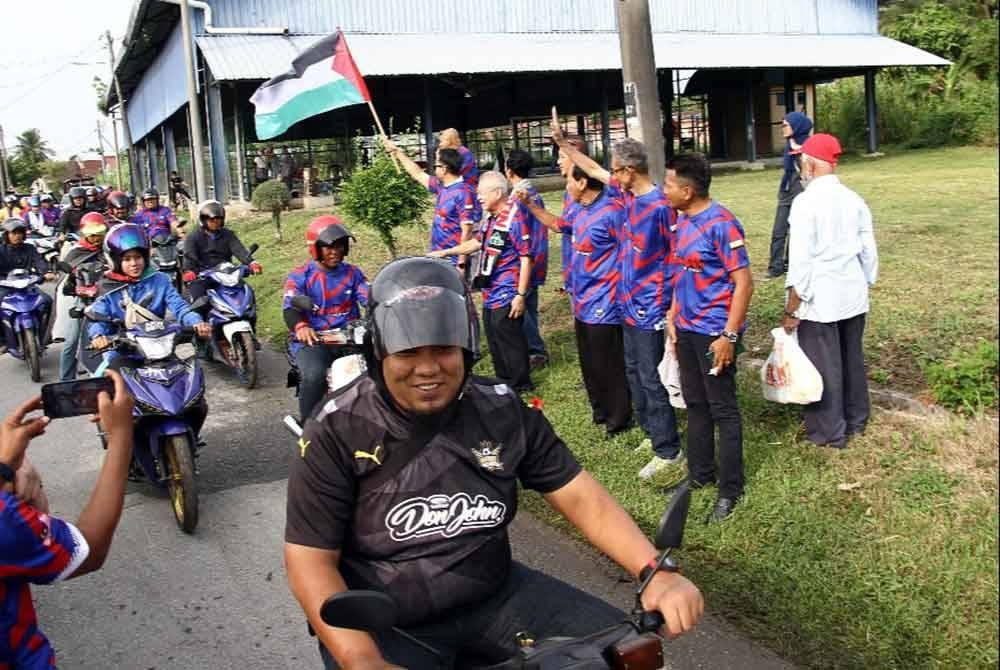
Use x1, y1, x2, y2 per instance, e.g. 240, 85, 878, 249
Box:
516, 291, 527, 298
639, 556, 680, 583
721, 330, 739, 344
783, 310, 799, 319
0, 461, 16, 485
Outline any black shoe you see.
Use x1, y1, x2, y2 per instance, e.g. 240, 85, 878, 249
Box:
127, 461, 145, 483
529, 354, 548, 371
707, 497, 738, 524
605, 421, 634, 438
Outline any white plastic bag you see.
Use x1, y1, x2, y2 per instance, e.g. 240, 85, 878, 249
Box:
761, 327, 824, 404
658, 334, 686, 409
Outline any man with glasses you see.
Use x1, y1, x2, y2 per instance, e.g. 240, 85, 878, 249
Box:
430, 171, 534, 392
550, 127, 684, 478
380, 137, 475, 271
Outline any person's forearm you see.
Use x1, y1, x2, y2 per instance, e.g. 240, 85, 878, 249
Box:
724, 270, 753, 334
527, 202, 563, 233
517, 257, 531, 295
394, 150, 429, 187
72, 427, 131, 577
561, 142, 610, 184
545, 472, 657, 577
438, 239, 482, 257
286, 547, 384, 667
785, 287, 802, 314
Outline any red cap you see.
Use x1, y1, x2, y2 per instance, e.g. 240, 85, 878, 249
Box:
801, 133, 843, 166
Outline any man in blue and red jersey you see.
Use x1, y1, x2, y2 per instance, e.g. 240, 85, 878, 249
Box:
504, 149, 549, 369
130, 187, 184, 240
283, 216, 370, 421
557, 131, 684, 480
381, 137, 475, 271
439, 127, 482, 224
554, 135, 588, 296
665, 153, 753, 523
521, 166, 632, 435
1, 372, 136, 669
432, 171, 533, 392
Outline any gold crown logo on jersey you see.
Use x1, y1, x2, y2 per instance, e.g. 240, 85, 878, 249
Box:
472, 441, 504, 472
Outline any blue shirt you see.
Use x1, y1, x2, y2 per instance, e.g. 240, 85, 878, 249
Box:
87, 270, 203, 339
427, 178, 475, 263
560, 191, 582, 293
515, 181, 547, 288
559, 190, 623, 325
476, 202, 531, 310
129, 206, 178, 239
283, 261, 369, 353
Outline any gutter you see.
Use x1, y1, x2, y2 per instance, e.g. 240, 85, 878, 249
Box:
158, 0, 288, 35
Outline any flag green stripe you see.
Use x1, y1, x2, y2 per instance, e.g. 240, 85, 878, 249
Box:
254, 78, 366, 140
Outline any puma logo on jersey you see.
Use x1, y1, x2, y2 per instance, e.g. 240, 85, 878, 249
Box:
354, 444, 383, 465
298, 438, 310, 458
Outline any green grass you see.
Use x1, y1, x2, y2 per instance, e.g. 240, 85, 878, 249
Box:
232, 146, 998, 669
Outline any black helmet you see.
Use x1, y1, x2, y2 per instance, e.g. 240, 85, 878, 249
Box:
107, 190, 131, 211
85, 186, 99, 198
69, 186, 87, 200
2, 218, 28, 234
142, 187, 160, 201
197, 200, 226, 228
3, 195, 17, 206
367, 257, 478, 363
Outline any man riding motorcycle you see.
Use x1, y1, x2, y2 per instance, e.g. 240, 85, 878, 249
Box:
58, 212, 108, 381
39, 193, 61, 226
182, 200, 261, 306
281, 216, 368, 421
0, 195, 21, 223
284, 257, 704, 670
22, 196, 50, 235
105, 191, 133, 225
0, 219, 55, 354
129, 187, 183, 239
58, 186, 89, 239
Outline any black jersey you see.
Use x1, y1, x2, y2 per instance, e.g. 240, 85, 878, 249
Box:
285, 375, 581, 625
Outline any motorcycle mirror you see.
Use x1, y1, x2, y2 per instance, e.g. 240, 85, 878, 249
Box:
654, 481, 691, 551
189, 296, 209, 311
248, 243, 259, 255
69, 307, 84, 319
320, 591, 397, 633
290, 295, 316, 313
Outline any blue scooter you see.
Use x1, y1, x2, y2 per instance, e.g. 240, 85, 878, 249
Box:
198, 243, 260, 388
0, 269, 53, 382
85, 300, 208, 533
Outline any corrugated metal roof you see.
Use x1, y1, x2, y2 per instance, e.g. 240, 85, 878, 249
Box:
196, 32, 949, 82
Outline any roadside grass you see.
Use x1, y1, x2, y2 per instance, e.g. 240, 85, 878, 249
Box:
232, 145, 998, 669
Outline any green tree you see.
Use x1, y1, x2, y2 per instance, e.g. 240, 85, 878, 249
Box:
12, 129, 55, 187
340, 146, 430, 258
251, 179, 290, 241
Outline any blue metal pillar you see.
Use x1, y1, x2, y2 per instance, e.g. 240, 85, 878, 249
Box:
206, 78, 230, 202
163, 126, 178, 173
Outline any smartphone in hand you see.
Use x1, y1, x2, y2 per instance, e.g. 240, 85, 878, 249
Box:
41, 377, 115, 419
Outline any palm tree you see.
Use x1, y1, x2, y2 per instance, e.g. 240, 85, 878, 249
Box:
16, 129, 54, 166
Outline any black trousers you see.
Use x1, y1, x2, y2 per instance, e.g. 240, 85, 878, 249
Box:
319, 562, 623, 670
574, 319, 631, 433
675, 330, 744, 499
767, 178, 803, 276
483, 305, 531, 392
797, 314, 870, 446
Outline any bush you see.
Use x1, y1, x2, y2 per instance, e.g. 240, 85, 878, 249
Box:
251, 179, 290, 241
339, 146, 430, 257
923, 339, 999, 413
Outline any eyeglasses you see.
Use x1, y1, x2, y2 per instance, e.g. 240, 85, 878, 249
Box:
610, 166, 630, 175
434, 163, 445, 169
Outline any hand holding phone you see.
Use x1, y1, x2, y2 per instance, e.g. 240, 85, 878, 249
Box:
41, 377, 115, 419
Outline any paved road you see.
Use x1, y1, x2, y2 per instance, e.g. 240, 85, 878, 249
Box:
1, 340, 795, 670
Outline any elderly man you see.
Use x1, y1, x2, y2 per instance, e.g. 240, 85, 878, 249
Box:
438, 128, 481, 224
665, 153, 753, 523
382, 137, 475, 268
783, 134, 878, 449
431, 171, 533, 392
554, 131, 684, 479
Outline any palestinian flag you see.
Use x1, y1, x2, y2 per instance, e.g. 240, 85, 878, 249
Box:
250, 30, 371, 140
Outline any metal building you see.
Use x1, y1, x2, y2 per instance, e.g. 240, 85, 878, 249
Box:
108, 0, 947, 203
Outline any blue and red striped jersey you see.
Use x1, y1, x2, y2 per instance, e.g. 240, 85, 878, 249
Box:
558, 190, 624, 325
1, 492, 89, 668
476, 202, 531, 309
609, 178, 676, 330
515, 181, 547, 288
283, 261, 369, 352
129, 206, 177, 239
559, 191, 582, 293
669, 201, 750, 336
457, 146, 482, 223
427, 178, 475, 263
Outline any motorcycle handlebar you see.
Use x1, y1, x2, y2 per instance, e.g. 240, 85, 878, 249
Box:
638, 611, 665, 634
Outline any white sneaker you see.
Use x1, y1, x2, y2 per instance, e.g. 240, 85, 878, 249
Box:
638, 452, 685, 480
633, 438, 653, 453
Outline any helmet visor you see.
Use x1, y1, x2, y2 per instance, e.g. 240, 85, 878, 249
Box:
373, 284, 472, 357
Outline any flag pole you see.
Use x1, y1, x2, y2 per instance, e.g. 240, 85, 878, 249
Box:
366, 100, 401, 173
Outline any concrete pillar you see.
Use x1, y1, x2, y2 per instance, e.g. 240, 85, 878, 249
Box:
744, 71, 757, 163
864, 69, 878, 154
206, 80, 230, 202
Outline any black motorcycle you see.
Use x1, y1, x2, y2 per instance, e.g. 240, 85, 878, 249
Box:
319, 483, 692, 670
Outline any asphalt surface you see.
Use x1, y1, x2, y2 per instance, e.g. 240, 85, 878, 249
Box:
1, 335, 796, 670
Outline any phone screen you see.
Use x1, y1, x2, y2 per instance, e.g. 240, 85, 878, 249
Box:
40, 377, 115, 419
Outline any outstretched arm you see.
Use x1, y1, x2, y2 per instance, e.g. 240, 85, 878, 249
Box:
380, 137, 430, 189
514, 190, 567, 234
550, 106, 610, 184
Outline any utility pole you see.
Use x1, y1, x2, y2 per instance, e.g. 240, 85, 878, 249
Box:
110, 112, 123, 190
0, 124, 8, 194
96, 120, 108, 176
615, 0, 666, 184
105, 30, 137, 194
180, 0, 209, 202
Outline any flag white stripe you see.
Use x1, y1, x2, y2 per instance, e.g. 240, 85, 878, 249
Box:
250, 58, 347, 115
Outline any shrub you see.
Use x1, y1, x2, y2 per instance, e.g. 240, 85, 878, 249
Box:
339, 146, 430, 258
923, 339, 999, 414
251, 179, 290, 241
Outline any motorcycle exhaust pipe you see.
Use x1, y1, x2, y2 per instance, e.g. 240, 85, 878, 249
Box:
283, 415, 303, 438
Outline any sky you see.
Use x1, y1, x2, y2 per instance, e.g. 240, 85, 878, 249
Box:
0, 0, 135, 160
